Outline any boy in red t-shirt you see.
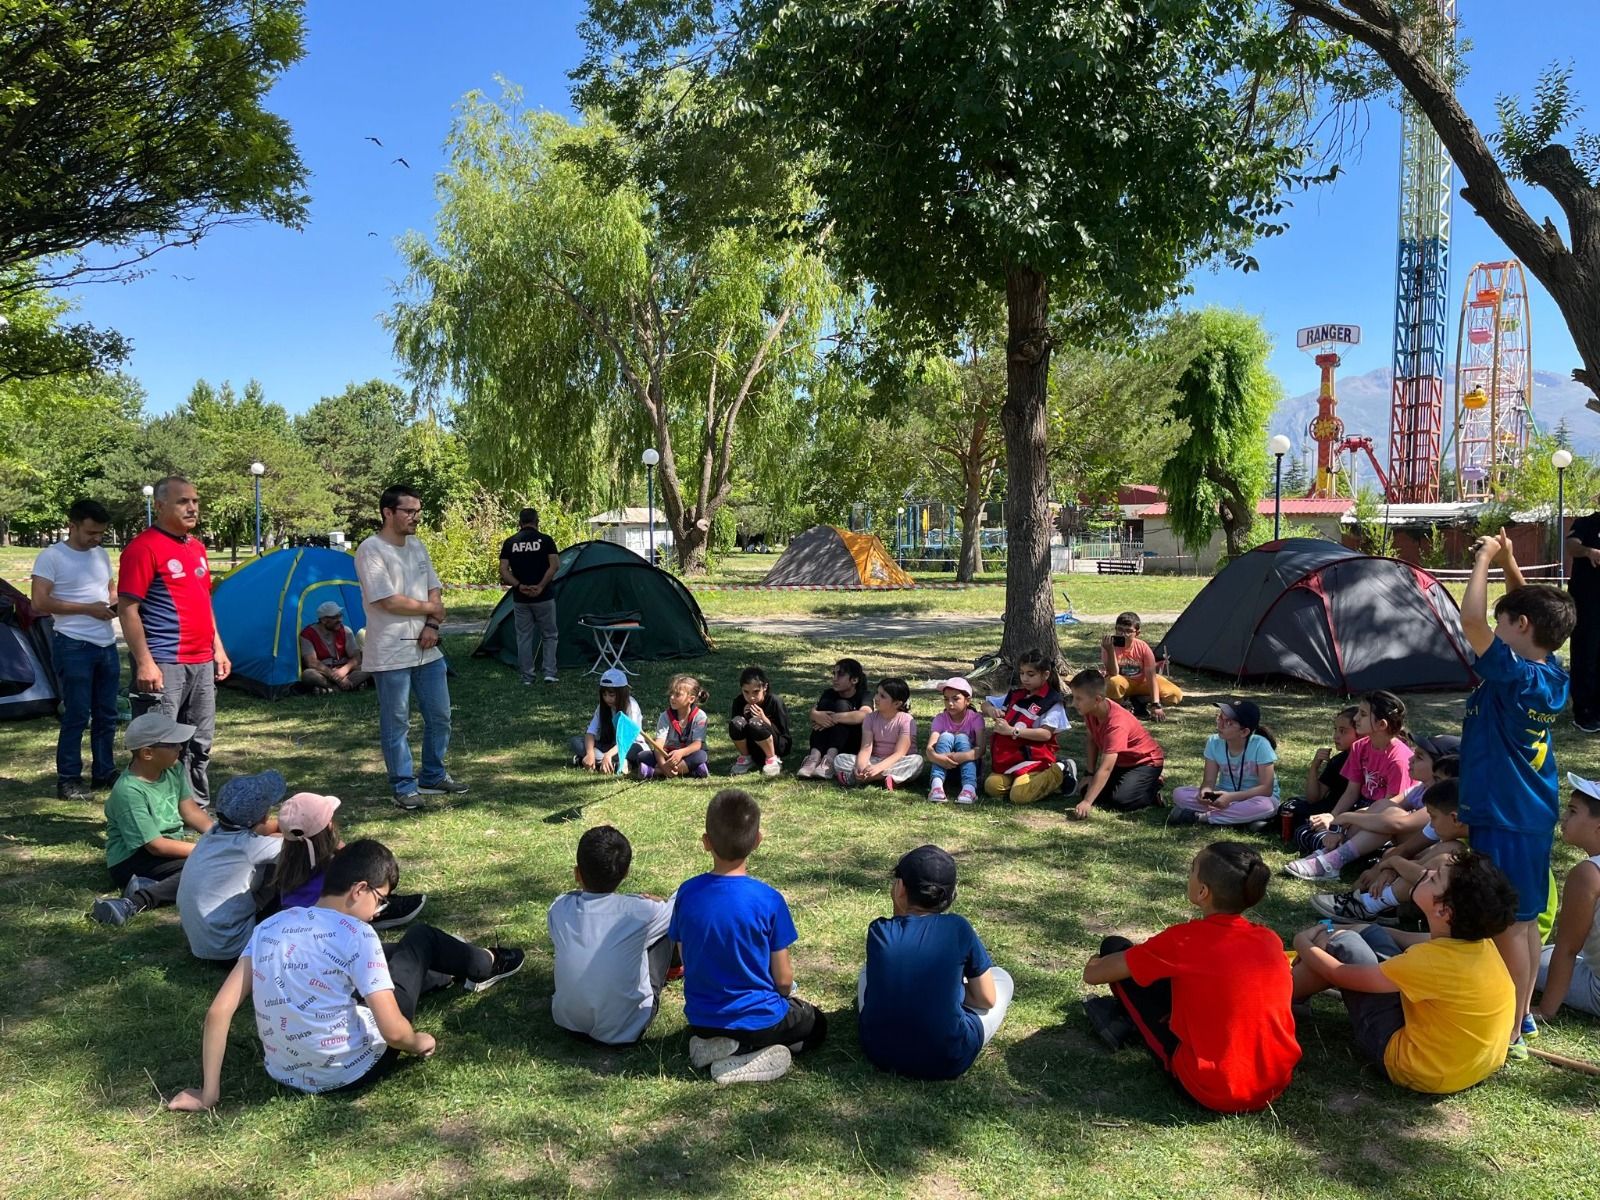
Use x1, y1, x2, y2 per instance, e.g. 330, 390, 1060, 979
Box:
1082, 842, 1301, 1113
1068, 669, 1165, 820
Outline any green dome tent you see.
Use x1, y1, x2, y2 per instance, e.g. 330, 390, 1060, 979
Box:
472, 540, 713, 671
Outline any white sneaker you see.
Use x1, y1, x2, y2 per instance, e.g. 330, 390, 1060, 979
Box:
688, 1035, 739, 1069
762, 756, 782, 777
928, 780, 947, 803
1282, 853, 1342, 881
730, 755, 753, 776
956, 786, 977, 805
710, 1043, 792, 1085
796, 751, 822, 779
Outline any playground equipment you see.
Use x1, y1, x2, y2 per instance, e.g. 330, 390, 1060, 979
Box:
1449, 260, 1533, 500
1386, 0, 1456, 503
1298, 324, 1360, 498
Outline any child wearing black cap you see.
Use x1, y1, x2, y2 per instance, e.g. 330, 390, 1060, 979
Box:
1083, 842, 1300, 1112
856, 844, 1012, 1079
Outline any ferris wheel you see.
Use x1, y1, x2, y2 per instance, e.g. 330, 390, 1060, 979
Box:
1449, 260, 1533, 500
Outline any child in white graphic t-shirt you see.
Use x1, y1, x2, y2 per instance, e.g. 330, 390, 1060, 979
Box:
166, 840, 525, 1107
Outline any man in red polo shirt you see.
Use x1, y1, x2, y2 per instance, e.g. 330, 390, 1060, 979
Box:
118, 476, 231, 803
1068, 668, 1165, 819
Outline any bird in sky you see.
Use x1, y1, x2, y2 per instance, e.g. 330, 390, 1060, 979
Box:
392, 156, 410, 168
170, 274, 195, 282
365, 136, 383, 147
367, 232, 378, 237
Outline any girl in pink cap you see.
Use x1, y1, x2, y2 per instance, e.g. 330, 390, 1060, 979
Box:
925, 677, 986, 804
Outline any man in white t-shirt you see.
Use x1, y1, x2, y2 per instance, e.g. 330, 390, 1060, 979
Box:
355, 485, 466, 809
30, 499, 120, 801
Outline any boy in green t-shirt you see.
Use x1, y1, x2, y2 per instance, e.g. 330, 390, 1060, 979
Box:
91, 712, 214, 926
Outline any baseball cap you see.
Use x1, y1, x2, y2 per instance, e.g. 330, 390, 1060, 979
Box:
1569, 772, 1600, 803
279, 792, 342, 865
894, 844, 958, 911
599, 668, 628, 688
1413, 733, 1462, 761
316, 600, 343, 619
214, 770, 287, 828
124, 711, 196, 751
1215, 699, 1262, 732
932, 676, 973, 697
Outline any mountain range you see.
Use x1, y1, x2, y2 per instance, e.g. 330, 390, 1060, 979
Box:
1275, 366, 1600, 462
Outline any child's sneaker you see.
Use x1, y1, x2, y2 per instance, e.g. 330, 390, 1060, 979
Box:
928, 779, 947, 803
1059, 758, 1080, 793
1505, 1036, 1530, 1063
956, 785, 977, 805
820, 750, 839, 776
730, 755, 754, 776
636, 763, 655, 780
1521, 1013, 1541, 1039
883, 776, 895, 792
835, 768, 852, 787
89, 896, 138, 926
1311, 892, 1382, 924
464, 947, 526, 993
1282, 852, 1342, 881
688, 1035, 740, 1068
710, 1043, 792, 1085
762, 756, 782, 778
796, 750, 822, 779
1083, 996, 1137, 1051
371, 892, 428, 931
691, 762, 710, 779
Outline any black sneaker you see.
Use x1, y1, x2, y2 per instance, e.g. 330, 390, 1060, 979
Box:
1576, 716, 1600, 734
417, 776, 469, 796
57, 779, 91, 802
464, 947, 526, 993
371, 892, 427, 930
1059, 758, 1079, 793
1168, 807, 1200, 827
392, 791, 426, 811
90, 774, 120, 791
1084, 996, 1138, 1051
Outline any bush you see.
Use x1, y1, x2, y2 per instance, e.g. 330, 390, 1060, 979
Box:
419, 488, 512, 586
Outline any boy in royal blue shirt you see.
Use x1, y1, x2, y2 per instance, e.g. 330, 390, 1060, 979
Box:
671, 789, 826, 1085
1460, 530, 1576, 1056
857, 844, 1012, 1080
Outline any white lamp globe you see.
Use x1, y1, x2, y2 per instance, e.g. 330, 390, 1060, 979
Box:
641, 448, 660, 467
1269, 435, 1293, 456
141, 484, 154, 498
1552, 449, 1574, 470
249, 461, 266, 476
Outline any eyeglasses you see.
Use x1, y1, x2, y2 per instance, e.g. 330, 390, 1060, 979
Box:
394, 506, 422, 516
370, 886, 392, 914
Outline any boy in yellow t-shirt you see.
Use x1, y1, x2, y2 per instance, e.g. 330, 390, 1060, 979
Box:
1290, 849, 1518, 1093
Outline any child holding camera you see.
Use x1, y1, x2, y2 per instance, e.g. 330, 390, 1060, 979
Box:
1100, 611, 1181, 718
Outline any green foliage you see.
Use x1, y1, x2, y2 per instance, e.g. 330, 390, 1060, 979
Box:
1494, 63, 1600, 186
388, 87, 842, 572
0, 267, 128, 385
390, 417, 473, 523
418, 487, 511, 586
1505, 432, 1600, 516
294, 380, 417, 538
1350, 486, 1390, 555
0, 0, 309, 293
1158, 309, 1281, 557
1238, 519, 1333, 559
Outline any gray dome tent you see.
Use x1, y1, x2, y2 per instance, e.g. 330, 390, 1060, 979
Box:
1156, 539, 1475, 693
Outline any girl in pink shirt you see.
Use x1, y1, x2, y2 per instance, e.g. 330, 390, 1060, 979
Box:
835, 677, 923, 791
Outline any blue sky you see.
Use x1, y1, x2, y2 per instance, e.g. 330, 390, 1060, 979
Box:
66, 0, 1600, 425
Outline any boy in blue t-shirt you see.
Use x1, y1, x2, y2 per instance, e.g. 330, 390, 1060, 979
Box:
857, 844, 1012, 1079
671, 789, 826, 1084
1460, 530, 1577, 1055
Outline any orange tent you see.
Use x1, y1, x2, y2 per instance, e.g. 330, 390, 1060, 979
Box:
762, 526, 914, 588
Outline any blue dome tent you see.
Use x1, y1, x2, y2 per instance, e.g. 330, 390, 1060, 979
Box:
213, 547, 370, 698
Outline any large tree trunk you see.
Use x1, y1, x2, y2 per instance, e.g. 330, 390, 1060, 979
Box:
956, 476, 984, 583
999, 264, 1060, 671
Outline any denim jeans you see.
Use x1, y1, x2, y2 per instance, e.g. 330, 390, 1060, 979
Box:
929, 732, 977, 792
373, 657, 452, 797
52, 633, 120, 785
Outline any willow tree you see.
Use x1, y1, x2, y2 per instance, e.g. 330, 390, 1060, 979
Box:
387, 87, 839, 572
1159, 309, 1280, 560
579, 1, 1333, 659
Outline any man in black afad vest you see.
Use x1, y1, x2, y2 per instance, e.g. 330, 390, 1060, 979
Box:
499, 508, 561, 685
1566, 508, 1600, 731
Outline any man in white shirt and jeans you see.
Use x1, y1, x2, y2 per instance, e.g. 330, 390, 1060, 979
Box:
355, 485, 468, 810
30, 499, 119, 801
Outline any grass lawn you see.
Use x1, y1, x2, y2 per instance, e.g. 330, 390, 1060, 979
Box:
3, 587, 1598, 1200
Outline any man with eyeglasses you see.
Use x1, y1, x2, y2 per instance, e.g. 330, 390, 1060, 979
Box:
356, 485, 468, 809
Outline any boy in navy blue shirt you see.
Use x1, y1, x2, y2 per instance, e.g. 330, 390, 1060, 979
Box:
857, 844, 1012, 1079
671, 789, 826, 1084
1460, 530, 1576, 1055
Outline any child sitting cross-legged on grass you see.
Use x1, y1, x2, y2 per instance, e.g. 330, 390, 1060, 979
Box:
639, 674, 711, 780
981, 649, 1076, 805
548, 825, 676, 1047
1533, 774, 1600, 1023
1067, 668, 1165, 821
672, 789, 827, 1085
1081, 842, 1301, 1113
857, 844, 1014, 1080
175, 770, 286, 963
834, 676, 923, 792
1283, 691, 1414, 879
166, 839, 524, 1109
1170, 700, 1279, 826
1291, 848, 1518, 1094
1311, 776, 1465, 925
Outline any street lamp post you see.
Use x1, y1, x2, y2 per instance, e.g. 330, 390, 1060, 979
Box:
249, 461, 265, 555
1554, 448, 1574, 586
1269, 435, 1293, 541
641, 448, 660, 565
141, 484, 154, 527
896, 505, 907, 565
